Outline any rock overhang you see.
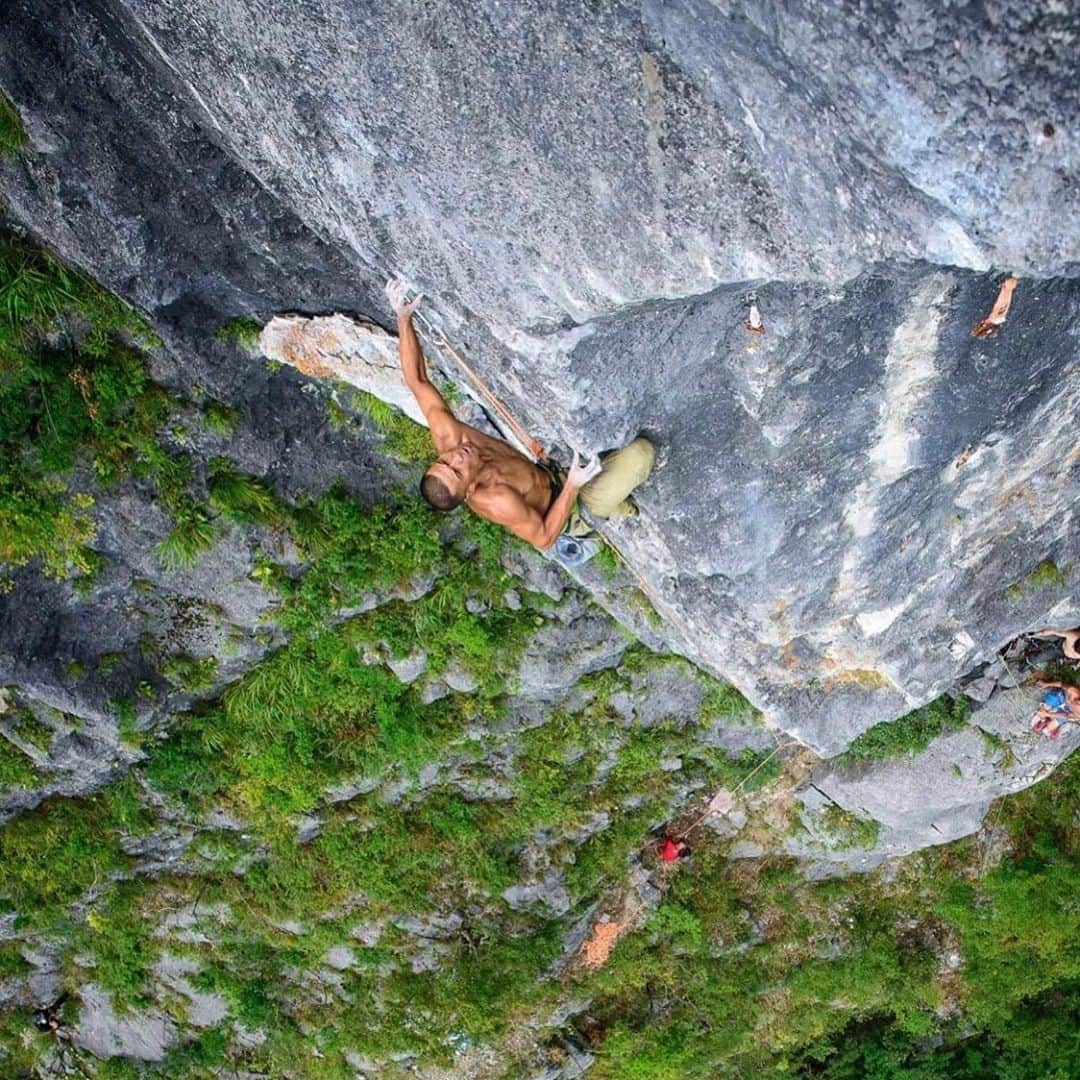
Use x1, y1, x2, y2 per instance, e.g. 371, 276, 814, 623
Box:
0, 0, 1077, 755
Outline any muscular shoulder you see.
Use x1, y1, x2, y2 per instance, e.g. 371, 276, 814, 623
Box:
467, 481, 545, 544
466, 480, 523, 518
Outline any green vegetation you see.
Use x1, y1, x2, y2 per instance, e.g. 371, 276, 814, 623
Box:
574, 750, 1080, 1079
0, 450, 789, 1074
351, 388, 433, 463
0, 93, 28, 159
13, 718, 52, 755
1004, 557, 1068, 603
155, 510, 217, 571
160, 653, 219, 692
0, 777, 151, 930
820, 804, 882, 849
0, 734, 39, 789
0, 230, 232, 582
207, 459, 282, 525
215, 315, 262, 353
700, 678, 758, 724
834, 694, 970, 766
0, 245, 1077, 1079
201, 398, 238, 435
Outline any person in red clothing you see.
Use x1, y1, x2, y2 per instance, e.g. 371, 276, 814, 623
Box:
659, 837, 689, 862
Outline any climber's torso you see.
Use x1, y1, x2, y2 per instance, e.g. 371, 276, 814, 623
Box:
448, 424, 553, 515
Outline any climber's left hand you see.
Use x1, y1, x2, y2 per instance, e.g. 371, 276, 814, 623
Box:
567, 450, 602, 487
386, 276, 422, 317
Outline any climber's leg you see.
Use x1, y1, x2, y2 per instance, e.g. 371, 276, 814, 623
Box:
578, 437, 655, 519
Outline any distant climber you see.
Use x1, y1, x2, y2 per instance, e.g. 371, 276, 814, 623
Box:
1033, 626, 1080, 661
658, 836, 690, 862
971, 275, 1018, 338
1031, 677, 1080, 740
386, 278, 655, 549
32, 992, 67, 1034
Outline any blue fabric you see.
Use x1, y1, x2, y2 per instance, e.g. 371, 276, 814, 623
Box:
1042, 689, 1069, 713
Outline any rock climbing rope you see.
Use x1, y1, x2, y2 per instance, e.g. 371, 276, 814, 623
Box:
413, 308, 549, 462
376, 265, 548, 461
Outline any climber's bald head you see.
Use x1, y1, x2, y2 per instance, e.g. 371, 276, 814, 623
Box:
420, 467, 466, 511
420, 444, 482, 511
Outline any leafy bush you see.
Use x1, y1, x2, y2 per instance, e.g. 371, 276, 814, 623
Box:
834, 694, 970, 765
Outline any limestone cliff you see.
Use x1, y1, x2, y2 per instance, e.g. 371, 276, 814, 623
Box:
4, 0, 1076, 752
1, 4, 1080, 1075
1, 0, 1075, 889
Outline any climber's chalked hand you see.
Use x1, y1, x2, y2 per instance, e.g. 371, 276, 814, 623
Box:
385, 276, 422, 317
567, 450, 602, 487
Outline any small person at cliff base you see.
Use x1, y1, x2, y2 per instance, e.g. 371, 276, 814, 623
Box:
1030, 678, 1080, 740
659, 837, 690, 862
387, 277, 655, 549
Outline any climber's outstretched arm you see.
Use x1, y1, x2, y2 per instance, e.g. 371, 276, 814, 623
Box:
384, 278, 460, 451
396, 309, 459, 451
386, 277, 458, 452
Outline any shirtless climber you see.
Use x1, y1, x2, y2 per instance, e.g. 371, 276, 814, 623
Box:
386, 278, 655, 549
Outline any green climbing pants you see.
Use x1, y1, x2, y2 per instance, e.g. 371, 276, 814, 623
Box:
578, 437, 655, 519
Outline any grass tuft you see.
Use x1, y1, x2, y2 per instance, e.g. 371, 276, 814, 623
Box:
215, 316, 262, 353
201, 399, 238, 435
834, 694, 970, 766
0, 93, 28, 159
155, 511, 217, 571
207, 460, 281, 525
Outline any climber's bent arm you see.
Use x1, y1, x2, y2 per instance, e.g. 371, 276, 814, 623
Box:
397, 311, 459, 452
468, 481, 580, 551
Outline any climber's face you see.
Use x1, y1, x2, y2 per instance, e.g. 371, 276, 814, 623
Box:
428, 443, 480, 498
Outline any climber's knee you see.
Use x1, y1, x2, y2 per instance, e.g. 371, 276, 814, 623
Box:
578, 437, 655, 519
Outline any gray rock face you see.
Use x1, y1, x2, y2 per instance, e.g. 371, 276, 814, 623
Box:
73, 983, 177, 1062
570, 269, 1080, 752
502, 873, 573, 918
516, 615, 629, 699
0, 0, 1077, 755
790, 686, 1078, 874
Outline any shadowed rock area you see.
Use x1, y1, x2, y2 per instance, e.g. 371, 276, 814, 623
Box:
0, 0, 1076, 753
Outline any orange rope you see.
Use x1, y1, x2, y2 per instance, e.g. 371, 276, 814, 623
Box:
414, 312, 547, 462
